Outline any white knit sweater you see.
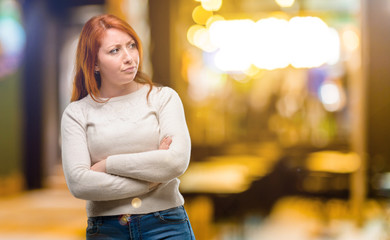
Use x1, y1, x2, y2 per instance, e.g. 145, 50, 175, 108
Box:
61, 85, 191, 217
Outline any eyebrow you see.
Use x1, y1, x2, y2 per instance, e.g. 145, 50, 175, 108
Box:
106, 40, 136, 49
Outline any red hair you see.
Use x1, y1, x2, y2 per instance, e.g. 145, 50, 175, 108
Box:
71, 14, 153, 102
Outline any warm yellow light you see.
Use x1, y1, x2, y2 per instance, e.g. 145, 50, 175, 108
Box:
187, 65, 227, 101
306, 151, 361, 173
192, 5, 213, 25
187, 24, 205, 46
193, 27, 208, 47
209, 19, 255, 48
289, 16, 339, 68
209, 19, 254, 71
252, 18, 290, 70
275, 0, 295, 8
201, 0, 223, 11
193, 27, 217, 52
205, 14, 225, 28
326, 28, 340, 65
180, 155, 268, 193
342, 29, 360, 52
214, 50, 252, 72
192, 16, 341, 71
243, 65, 261, 77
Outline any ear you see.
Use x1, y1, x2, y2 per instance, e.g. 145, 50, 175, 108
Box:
94, 64, 100, 72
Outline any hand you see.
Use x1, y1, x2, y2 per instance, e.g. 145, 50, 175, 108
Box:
91, 159, 106, 172
159, 136, 172, 150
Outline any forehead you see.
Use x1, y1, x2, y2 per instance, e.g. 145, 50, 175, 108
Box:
100, 28, 134, 46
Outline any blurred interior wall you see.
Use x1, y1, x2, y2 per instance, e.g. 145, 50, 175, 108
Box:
21, 0, 105, 190
21, 0, 50, 189
0, 55, 23, 191
148, 0, 172, 86
349, 0, 390, 221
363, 0, 390, 189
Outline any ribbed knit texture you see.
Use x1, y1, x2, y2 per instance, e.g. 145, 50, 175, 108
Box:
61, 85, 191, 217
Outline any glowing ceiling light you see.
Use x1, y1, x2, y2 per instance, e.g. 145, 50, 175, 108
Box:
275, 0, 295, 8
194, 16, 341, 71
252, 18, 290, 70
326, 28, 340, 65
209, 19, 255, 71
201, 0, 223, 11
214, 49, 252, 72
209, 19, 254, 48
289, 16, 339, 69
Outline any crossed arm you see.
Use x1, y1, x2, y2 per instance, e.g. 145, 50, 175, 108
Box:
61, 88, 190, 201
90, 89, 191, 184
90, 136, 172, 173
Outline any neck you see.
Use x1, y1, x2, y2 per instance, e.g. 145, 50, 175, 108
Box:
99, 82, 140, 98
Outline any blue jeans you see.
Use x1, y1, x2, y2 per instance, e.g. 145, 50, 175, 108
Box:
86, 206, 195, 240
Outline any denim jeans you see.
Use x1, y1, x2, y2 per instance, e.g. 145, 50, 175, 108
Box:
86, 206, 195, 240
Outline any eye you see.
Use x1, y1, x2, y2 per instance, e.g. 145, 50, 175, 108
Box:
128, 42, 137, 49
109, 48, 119, 54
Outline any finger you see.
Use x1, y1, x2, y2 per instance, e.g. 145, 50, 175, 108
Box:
164, 136, 172, 145
159, 136, 172, 150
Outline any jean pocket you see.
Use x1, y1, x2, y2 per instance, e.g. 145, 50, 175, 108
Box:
156, 206, 188, 224
86, 218, 99, 236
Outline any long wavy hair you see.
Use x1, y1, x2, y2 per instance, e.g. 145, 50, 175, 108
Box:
71, 14, 153, 102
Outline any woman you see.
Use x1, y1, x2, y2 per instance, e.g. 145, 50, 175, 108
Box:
61, 14, 195, 239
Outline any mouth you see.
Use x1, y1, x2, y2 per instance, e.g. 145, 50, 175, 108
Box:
122, 66, 137, 73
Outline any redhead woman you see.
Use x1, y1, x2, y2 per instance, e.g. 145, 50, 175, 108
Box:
61, 14, 195, 239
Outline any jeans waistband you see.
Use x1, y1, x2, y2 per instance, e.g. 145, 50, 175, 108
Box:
88, 206, 183, 221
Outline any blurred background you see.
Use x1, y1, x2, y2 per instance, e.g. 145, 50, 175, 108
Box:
1, 0, 390, 239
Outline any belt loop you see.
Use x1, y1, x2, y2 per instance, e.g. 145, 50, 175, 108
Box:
97, 218, 103, 225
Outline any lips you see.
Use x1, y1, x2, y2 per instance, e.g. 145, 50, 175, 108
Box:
122, 66, 137, 72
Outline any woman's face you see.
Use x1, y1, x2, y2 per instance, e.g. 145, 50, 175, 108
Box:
95, 28, 139, 95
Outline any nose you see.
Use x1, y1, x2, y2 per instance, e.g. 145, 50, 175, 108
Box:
123, 49, 133, 63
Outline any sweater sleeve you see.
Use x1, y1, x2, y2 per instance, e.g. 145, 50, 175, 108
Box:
61, 103, 153, 201
105, 88, 191, 183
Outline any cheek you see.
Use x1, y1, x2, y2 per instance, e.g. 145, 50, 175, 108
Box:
100, 59, 119, 72
133, 52, 140, 64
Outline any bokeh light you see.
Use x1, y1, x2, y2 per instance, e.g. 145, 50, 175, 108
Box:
205, 14, 224, 28
275, 0, 295, 8
342, 28, 360, 52
319, 81, 346, 112
192, 5, 213, 25
0, 18, 25, 56
201, 0, 223, 12
252, 18, 290, 70
289, 16, 339, 68
0, 0, 25, 78
203, 16, 340, 72
306, 151, 361, 173
209, 19, 254, 71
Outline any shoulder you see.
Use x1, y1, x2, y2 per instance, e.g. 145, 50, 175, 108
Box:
61, 96, 91, 122
150, 85, 181, 101
148, 86, 185, 113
